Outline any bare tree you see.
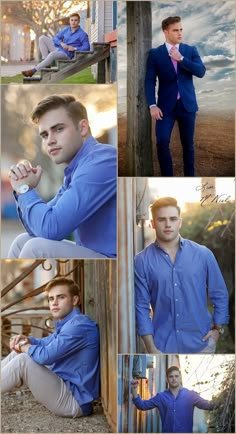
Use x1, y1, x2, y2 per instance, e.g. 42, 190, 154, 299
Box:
2, 1, 87, 49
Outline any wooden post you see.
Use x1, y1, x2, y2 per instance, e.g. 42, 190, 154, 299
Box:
127, 1, 153, 176
97, 59, 106, 83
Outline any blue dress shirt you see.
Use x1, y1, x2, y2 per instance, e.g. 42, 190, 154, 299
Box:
28, 308, 99, 415
16, 137, 117, 257
133, 387, 214, 433
135, 238, 229, 353
53, 26, 90, 59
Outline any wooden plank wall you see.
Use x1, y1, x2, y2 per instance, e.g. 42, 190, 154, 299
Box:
83, 260, 117, 432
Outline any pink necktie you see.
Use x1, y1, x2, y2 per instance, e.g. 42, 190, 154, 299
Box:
170, 47, 180, 99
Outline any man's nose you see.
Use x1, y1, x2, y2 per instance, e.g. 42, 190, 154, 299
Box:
47, 132, 56, 145
165, 219, 171, 227
52, 299, 58, 305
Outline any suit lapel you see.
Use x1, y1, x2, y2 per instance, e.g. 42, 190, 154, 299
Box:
161, 43, 176, 72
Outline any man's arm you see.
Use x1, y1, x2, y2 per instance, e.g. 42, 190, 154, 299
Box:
145, 49, 158, 107
192, 390, 217, 411
71, 31, 90, 51
178, 45, 206, 78
134, 255, 161, 353
142, 335, 162, 354
9, 149, 116, 240
27, 321, 98, 365
205, 248, 229, 326
131, 381, 160, 411
53, 28, 67, 47
10, 333, 54, 354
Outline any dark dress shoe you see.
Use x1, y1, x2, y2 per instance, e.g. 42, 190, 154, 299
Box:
22, 69, 36, 77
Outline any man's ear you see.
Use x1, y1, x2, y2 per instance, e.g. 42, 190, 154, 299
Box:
151, 219, 155, 229
72, 295, 79, 307
79, 119, 89, 137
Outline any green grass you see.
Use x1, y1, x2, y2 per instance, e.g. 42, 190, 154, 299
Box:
61, 67, 96, 83
0, 67, 96, 84
1, 74, 23, 84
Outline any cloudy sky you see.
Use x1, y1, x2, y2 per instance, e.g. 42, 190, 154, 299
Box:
118, 0, 235, 113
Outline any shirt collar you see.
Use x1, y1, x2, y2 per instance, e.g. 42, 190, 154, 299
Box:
69, 25, 81, 34
55, 307, 81, 331
64, 135, 99, 178
165, 42, 180, 53
155, 236, 184, 249
166, 385, 183, 396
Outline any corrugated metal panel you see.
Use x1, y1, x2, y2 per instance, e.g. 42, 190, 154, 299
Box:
83, 260, 117, 432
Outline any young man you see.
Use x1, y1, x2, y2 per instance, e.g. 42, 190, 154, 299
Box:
145, 16, 206, 176
135, 197, 229, 354
1, 277, 99, 418
22, 13, 90, 77
8, 94, 116, 259
131, 366, 217, 433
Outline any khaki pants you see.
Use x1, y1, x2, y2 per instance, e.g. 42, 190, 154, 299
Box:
1, 351, 83, 418
35, 35, 69, 70
8, 233, 107, 259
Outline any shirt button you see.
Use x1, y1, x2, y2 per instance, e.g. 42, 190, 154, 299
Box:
176, 298, 178, 301
174, 283, 177, 286
176, 314, 179, 317
176, 330, 179, 333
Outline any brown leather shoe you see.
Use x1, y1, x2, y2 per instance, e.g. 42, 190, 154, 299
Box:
22, 69, 36, 77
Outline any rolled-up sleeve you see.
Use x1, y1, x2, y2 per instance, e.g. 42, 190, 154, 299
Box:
135, 254, 154, 337
205, 248, 229, 325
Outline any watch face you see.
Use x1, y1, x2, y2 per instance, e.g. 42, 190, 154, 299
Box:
17, 184, 30, 194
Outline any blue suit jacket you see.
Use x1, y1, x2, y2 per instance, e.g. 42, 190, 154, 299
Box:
145, 43, 206, 114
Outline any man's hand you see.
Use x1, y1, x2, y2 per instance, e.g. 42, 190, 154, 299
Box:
142, 335, 162, 353
14, 343, 31, 353
169, 46, 182, 62
150, 106, 163, 121
131, 380, 139, 398
202, 329, 220, 342
10, 335, 30, 351
67, 45, 76, 51
8, 161, 43, 191
61, 42, 76, 51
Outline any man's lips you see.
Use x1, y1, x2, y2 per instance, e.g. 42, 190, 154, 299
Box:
164, 230, 173, 234
49, 148, 61, 155
52, 308, 60, 312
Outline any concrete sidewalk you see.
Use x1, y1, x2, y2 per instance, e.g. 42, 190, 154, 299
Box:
1, 62, 35, 77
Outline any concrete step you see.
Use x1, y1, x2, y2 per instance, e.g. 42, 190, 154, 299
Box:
92, 42, 110, 48
40, 67, 59, 77
23, 76, 42, 83
22, 43, 111, 83
42, 45, 110, 83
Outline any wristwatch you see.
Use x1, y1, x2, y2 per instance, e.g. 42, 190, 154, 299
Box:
16, 184, 30, 195
18, 339, 28, 352
212, 325, 224, 334
180, 55, 184, 62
